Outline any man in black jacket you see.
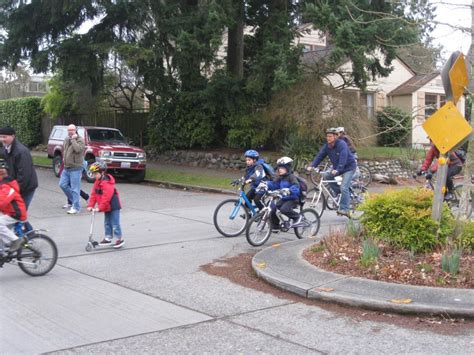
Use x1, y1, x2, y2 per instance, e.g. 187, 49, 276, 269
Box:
0, 126, 38, 209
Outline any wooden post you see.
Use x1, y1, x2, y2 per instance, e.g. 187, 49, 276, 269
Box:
431, 155, 448, 221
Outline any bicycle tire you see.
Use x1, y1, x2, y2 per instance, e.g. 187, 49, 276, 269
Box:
309, 169, 320, 185
450, 185, 473, 218
306, 187, 326, 217
356, 164, 372, 187
17, 234, 58, 277
245, 211, 273, 247
213, 199, 250, 237
295, 209, 321, 239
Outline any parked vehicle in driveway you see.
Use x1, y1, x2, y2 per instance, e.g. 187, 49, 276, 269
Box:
47, 125, 146, 182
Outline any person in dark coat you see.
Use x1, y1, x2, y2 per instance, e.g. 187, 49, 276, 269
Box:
0, 126, 38, 209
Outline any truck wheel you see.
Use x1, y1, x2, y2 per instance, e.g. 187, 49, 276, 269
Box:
127, 170, 146, 183
84, 159, 96, 183
52, 155, 62, 177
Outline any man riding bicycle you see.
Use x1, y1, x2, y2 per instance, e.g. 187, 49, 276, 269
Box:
417, 140, 463, 200
307, 128, 357, 217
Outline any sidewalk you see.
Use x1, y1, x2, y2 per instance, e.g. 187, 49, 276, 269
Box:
252, 239, 474, 318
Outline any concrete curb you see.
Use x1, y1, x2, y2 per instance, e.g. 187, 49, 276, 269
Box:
252, 239, 474, 318
34, 164, 233, 195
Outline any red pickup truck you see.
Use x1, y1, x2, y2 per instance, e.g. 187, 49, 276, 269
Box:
47, 125, 146, 182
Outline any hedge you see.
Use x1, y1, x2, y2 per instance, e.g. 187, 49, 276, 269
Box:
0, 97, 43, 147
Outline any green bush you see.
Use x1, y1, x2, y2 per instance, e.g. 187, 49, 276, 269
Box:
0, 97, 43, 147
376, 106, 412, 146
359, 189, 454, 252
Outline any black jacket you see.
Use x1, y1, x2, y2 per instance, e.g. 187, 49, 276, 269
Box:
4, 138, 38, 196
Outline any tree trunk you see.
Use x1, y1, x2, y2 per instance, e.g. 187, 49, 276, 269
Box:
458, 0, 474, 218
226, 0, 244, 79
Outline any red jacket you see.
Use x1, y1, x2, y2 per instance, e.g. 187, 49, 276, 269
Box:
87, 174, 122, 212
0, 177, 27, 221
421, 145, 463, 173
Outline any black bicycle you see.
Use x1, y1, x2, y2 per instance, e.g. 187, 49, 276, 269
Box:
245, 189, 321, 247
0, 223, 58, 276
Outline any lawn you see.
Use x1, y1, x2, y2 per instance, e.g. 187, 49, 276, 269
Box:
32, 156, 52, 166
145, 168, 232, 190
357, 146, 427, 160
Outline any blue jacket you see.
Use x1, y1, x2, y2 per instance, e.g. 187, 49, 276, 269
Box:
267, 173, 300, 201
311, 139, 357, 175
245, 159, 267, 189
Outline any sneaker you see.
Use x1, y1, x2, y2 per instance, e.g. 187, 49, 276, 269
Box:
290, 215, 303, 227
8, 238, 23, 252
99, 239, 112, 246
63, 203, 72, 209
337, 209, 351, 217
67, 207, 79, 214
113, 239, 125, 248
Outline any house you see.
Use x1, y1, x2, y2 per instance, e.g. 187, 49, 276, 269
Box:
0, 73, 49, 100
297, 24, 467, 147
388, 73, 465, 147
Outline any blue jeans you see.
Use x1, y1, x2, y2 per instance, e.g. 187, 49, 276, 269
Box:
323, 169, 356, 211
59, 168, 83, 211
104, 209, 122, 239
22, 190, 35, 232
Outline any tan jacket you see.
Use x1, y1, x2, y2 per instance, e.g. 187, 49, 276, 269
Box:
63, 135, 85, 169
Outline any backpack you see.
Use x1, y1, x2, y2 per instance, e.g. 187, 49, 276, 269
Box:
295, 175, 308, 203
261, 162, 276, 180
454, 149, 466, 163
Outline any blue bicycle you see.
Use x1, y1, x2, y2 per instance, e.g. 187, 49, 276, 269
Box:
213, 178, 260, 237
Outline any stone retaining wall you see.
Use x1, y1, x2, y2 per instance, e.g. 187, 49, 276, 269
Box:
148, 149, 416, 178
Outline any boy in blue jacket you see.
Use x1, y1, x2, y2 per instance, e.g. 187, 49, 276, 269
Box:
266, 156, 301, 228
308, 128, 357, 216
244, 149, 267, 210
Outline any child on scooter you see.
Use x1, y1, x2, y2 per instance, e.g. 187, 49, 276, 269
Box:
86, 161, 124, 248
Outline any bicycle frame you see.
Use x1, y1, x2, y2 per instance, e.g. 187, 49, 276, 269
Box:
228, 179, 259, 220
309, 175, 341, 208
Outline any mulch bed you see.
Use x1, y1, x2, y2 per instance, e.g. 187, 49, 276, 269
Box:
303, 231, 473, 289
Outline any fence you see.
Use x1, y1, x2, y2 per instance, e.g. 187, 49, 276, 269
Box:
47, 110, 150, 147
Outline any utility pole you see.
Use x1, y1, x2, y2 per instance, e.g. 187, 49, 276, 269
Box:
458, 0, 474, 218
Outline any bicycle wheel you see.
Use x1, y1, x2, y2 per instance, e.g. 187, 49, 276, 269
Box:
309, 169, 321, 185
449, 185, 473, 218
356, 164, 372, 187
17, 234, 58, 276
246, 211, 273, 247
306, 187, 326, 217
295, 209, 321, 239
213, 199, 249, 237
326, 192, 339, 210
349, 184, 367, 219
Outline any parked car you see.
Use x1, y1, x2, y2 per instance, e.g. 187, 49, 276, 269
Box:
47, 125, 146, 183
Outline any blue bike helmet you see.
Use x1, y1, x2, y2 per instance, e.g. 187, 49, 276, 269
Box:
244, 149, 259, 159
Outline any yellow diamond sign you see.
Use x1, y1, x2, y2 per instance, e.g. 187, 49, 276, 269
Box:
449, 53, 469, 104
422, 101, 472, 154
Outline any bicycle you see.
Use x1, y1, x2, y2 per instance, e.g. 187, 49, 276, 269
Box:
213, 177, 261, 237
413, 171, 473, 218
306, 168, 367, 218
0, 222, 58, 276
307, 161, 372, 188
245, 189, 321, 247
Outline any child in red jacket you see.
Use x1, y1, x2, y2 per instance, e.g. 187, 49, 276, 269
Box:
86, 161, 124, 248
0, 158, 26, 252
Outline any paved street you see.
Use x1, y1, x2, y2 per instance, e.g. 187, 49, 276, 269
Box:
1, 168, 473, 354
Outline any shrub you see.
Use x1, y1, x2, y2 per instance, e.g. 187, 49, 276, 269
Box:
360, 238, 380, 267
0, 97, 43, 147
358, 189, 454, 252
441, 247, 462, 276
376, 106, 412, 146
453, 220, 474, 251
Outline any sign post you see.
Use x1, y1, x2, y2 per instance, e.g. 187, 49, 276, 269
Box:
423, 52, 472, 221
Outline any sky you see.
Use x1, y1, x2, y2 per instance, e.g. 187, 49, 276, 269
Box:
430, 0, 472, 60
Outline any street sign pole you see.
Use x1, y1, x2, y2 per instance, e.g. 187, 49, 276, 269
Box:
431, 157, 448, 221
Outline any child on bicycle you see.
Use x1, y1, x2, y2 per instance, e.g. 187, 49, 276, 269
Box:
86, 161, 125, 248
0, 158, 26, 252
263, 156, 301, 229
244, 149, 272, 210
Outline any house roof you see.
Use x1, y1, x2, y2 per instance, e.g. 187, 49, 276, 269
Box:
388, 72, 439, 96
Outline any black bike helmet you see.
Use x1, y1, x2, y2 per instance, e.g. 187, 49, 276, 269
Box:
0, 158, 7, 169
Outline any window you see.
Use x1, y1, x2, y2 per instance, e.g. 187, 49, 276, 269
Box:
360, 92, 375, 119
425, 94, 437, 118
87, 129, 124, 142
